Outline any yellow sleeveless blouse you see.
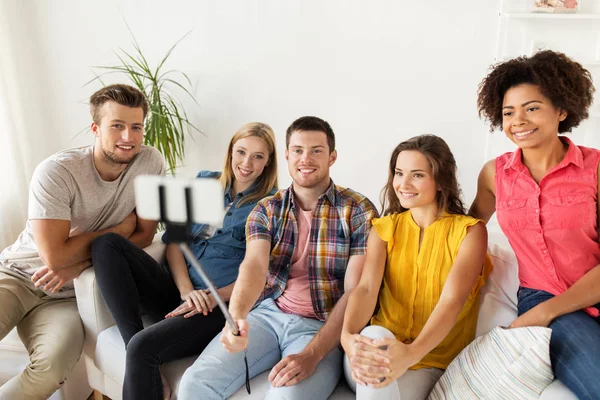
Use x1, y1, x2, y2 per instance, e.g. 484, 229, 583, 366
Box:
370, 211, 493, 370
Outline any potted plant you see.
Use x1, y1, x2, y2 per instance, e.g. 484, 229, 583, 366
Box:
88, 29, 200, 173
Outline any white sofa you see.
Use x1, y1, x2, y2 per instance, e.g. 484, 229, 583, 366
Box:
74, 233, 577, 400
0, 322, 92, 400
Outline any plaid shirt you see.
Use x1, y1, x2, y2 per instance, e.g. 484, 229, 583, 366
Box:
246, 180, 378, 321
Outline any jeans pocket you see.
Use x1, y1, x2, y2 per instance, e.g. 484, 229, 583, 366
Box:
517, 287, 554, 316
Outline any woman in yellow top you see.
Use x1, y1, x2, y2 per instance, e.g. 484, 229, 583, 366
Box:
341, 134, 493, 400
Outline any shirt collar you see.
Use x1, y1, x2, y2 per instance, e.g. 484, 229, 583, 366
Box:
224, 179, 261, 204
288, 179, 336, 209
504, 136, 583, 172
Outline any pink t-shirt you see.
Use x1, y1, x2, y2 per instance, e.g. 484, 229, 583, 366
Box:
495, 136, 600, 317
276, 208, 317, 318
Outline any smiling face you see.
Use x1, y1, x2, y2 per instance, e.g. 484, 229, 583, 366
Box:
92, 100, 144, 164
285, 130, 337, 190
393, 150, 439, 211
502, 84, 567, 149
231, 135, 270, 190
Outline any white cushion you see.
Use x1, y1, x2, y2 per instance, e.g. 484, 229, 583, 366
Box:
540, 380, 578, 400
95, 319, 196, 400
429, 326, 554, 400
476, 243, 520, 337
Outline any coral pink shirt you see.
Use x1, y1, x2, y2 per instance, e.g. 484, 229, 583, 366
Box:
276, 209, 317, 318
495, 136, 600, 317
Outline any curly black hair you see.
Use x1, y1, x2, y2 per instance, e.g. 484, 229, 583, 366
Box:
477, 50, 595, 133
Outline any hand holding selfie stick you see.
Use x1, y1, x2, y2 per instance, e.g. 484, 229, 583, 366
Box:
152, 182, 251, 394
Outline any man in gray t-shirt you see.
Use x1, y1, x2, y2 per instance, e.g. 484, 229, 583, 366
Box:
0, 84, 165, 399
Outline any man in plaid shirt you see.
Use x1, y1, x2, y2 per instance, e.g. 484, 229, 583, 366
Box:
178, 116, 378, 400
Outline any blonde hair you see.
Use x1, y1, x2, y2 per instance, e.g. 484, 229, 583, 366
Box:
220, 122, 278, 206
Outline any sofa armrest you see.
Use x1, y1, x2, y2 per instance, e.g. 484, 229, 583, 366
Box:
74, 233, 166, 357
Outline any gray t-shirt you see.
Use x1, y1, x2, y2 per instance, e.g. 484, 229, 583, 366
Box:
0, 145, 165, 298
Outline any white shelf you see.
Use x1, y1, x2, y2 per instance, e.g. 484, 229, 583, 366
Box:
503, 12, 600, 19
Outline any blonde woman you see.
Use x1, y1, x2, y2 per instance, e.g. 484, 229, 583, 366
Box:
91, 122, 278, 400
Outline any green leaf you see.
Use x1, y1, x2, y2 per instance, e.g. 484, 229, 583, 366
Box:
85, 20, 199, 174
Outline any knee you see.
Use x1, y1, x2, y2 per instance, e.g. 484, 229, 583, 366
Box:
178, 367, 216, 400
92, 232, 126, 255
126, 330, 157, 364
33, 346, 81, 386
360, 325, 395, 340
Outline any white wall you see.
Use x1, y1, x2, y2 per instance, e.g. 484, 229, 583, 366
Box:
4, 0, 599, 227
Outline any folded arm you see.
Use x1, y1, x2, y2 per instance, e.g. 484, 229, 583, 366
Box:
31, 212, 143, 271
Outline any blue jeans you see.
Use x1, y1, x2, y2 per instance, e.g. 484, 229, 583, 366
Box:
178, 298, 343, 400
518, 287, 600, 400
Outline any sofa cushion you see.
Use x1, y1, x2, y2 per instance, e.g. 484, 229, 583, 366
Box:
95, 319, 196, 398
476, 243, 520, 337
429, 326, 554, 400
97, 323, 353, 399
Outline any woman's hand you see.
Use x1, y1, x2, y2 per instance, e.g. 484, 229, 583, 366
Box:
165, 289, 217, 318
350, 336, 418, 388
342, 332, 393, 387
509, 302, 554, 328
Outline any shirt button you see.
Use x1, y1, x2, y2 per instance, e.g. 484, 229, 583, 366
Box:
542, 250, 547, 254
217, 229, 223, 235
535, 209, 539, 214
226, 211, 232, 216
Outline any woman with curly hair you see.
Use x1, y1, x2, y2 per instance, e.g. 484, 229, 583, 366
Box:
471, 50, 600, 399
342, 135, 492, 400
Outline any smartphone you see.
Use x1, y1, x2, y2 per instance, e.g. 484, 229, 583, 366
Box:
134, 175, 224, 225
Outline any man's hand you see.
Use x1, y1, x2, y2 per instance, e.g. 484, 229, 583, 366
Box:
31, 265, 81, 293
220, 319, 249, 353
268, 349, 322, 388
116, 212, 137, 238
165, 289, 217, 318
509, 302, 554, 329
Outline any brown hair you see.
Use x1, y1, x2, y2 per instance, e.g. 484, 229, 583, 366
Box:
285, 116, 335, 153
89, 84, 149, 124
381, 134, 465, 216
220, 122, 278, 206
477, 50, 595, 133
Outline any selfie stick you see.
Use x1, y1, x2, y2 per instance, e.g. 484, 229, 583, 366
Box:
158, 185, 239, 335
157, 185, 251, 394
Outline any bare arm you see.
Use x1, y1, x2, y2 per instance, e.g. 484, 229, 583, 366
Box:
469, 159, 496, 223
228, 239, 271, 319
350, 222, 488, 387
165, 243, 240, 318
511, 163, 600, 327
406, 222, 487, 362
128, 217, 159, 249
521, 265, 600, 326
342, 227, 386, 340
166, 243, 195, 296
31, 213, 136, 271
31, 258, 94, 293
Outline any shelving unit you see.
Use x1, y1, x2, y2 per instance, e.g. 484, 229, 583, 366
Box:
485, 0, 600, 156
503, 12, 600, 19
